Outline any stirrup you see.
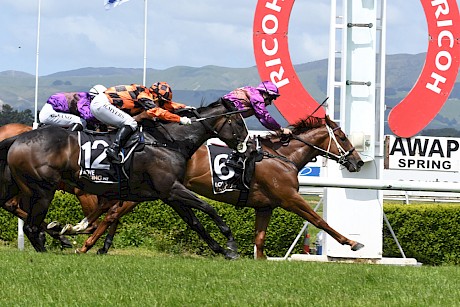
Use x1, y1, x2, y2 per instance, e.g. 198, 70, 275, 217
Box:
69, 123, 84, 132
106, 147, 122, 164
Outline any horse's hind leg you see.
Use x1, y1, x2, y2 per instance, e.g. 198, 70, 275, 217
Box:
3, 195, 72, 249
167, 181, 239, 259
23, 199, 54, 252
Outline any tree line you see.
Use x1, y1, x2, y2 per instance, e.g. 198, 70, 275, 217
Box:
0, 104, 34, 126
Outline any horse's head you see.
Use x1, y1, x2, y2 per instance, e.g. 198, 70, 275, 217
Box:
292, 115, 364, 172
194, 99, 249, 152
322, 115, 363, 172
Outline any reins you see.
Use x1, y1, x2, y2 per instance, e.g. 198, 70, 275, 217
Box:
290, 124, 355, 165
191, 105, 250, 153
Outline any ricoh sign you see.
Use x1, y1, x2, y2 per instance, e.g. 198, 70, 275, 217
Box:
385, 135, 460, 172
253, 0, 459, 137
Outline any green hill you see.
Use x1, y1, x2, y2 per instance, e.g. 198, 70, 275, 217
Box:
0, 53, 459, 132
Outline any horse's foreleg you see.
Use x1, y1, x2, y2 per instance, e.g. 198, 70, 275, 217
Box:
97, 202, 136, 254
254, 207, 273, 260
61, 195, 112, 235
77, 209, 116, 253
77, 201, 136, 254
167, 202, 233, 258
284, 194, 364, 251
96, 222, 118, 255
167, 181, 239, 259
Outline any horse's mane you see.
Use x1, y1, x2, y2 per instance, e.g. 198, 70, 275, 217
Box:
261, 116, 325, 141
200, 99, 236, 111
291, 116, 325, 134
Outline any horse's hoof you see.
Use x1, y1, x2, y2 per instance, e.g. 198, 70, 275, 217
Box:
47, 221, 62, 231
60, 224, 75, 235
59, 236, 73, 249
351, 242, 365, 251
224, 251, 240, 260
226, 241, 238, 253
75, 248, 82, 254
96, 248, 107, 255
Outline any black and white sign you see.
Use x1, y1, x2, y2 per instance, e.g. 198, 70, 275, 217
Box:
385, 135, 460, 172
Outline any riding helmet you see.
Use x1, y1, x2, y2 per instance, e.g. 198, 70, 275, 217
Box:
256, 81, 280, 98
89, 84, 107, 98
150, 82, 173, 102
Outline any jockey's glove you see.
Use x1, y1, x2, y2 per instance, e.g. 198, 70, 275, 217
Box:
279, 128, 292, 135
180, 117, 192, 125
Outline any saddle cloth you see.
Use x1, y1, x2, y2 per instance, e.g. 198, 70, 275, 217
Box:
78, 130, 141, 184
207, 144, 249, 194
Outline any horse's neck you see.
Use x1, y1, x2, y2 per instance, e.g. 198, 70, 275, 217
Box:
271, 129, 327, 169
143, 118, 215, 158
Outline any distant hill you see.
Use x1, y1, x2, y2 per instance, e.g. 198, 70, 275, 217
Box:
0, 53, 459, 132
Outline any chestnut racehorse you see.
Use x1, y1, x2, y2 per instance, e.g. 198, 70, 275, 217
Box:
66, 115, 365, 258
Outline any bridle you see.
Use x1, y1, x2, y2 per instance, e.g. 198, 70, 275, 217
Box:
191, 103, 249, 153
291, 124, 355, 166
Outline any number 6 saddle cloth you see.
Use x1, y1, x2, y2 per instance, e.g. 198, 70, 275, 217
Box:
207, 143, 262, 195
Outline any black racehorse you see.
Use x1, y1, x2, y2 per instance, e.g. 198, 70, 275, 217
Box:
0, 99, 249, 258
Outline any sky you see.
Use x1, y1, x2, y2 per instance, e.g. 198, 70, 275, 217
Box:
1, 0, 429, 76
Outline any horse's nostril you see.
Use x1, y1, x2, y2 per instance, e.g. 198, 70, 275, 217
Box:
358, 160, 364, 167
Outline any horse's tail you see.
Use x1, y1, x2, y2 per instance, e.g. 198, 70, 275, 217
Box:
0, 135, 19, 163
0, 135, 19, 200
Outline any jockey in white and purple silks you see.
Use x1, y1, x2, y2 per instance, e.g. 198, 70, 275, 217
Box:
39, 85, 106, 131
222, 81, 292, 169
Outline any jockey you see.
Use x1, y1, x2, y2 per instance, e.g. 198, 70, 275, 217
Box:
90, 82, 192, 163
38, 89, 104, 131
221, 80, 292, 169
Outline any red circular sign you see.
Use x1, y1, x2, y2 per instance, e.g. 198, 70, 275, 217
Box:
254, 0, 460, 136
388, 0, 460, 137
253, 0, 325, 124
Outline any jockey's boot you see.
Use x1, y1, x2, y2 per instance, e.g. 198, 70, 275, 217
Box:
69, 123, 84, 132
106, 125, 133, 164
225, 151, 244, 170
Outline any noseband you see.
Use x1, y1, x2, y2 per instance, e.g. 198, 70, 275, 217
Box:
291, 124, 355, 166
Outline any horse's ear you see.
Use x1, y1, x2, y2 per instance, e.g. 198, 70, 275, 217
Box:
324, 114, 334, 126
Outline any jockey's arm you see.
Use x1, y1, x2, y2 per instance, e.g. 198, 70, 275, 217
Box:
165, 101, 186, 111
146, 107, 181, 122
137, 97, 156, 110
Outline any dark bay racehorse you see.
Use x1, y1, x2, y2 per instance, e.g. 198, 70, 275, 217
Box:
66, 115, 365, 257
0, 100, 249, 258
0, 123, 107, 248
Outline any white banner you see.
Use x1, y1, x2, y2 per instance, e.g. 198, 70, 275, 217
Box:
385, 135, 460, 172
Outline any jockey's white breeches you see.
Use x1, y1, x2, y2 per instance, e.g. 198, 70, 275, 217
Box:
39, 103, 87, 128
90, 94, 137, 130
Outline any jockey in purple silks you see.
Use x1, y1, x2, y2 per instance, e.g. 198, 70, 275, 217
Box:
38, 85, 106, 131
221, 80, 292, 169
